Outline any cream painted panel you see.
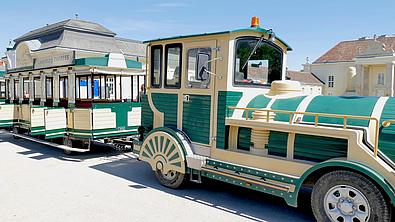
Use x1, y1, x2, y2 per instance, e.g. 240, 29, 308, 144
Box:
30, 107, 45, 127
73, 109, 92, 130
45, 109, 66, 130
20, 104, 31, 122
92, 109, 116, 130
0, 104, 16, 120
128, 107, 141, 126
67, 109, 74, 129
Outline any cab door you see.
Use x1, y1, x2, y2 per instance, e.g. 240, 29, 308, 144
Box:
181, 40, 217, 156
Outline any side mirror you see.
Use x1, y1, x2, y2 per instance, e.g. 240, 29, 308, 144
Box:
196, 53, 210, 81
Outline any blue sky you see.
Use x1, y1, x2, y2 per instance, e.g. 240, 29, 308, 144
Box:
2, 0, 395, 70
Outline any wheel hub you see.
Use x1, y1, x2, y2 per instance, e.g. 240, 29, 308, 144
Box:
324, 185, 370, 222
337, 198, 355, 215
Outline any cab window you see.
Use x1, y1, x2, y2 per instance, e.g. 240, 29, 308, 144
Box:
165, 44, 182, 88
234, 37, 283, 86
150, 45, 162, 88
186, 48, 211, 88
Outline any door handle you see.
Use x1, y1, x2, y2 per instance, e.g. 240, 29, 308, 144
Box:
183, 95, 190, 102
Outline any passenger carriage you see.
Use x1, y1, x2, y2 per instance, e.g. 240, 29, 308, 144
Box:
135, 17, 395, 222
1, 53, 145, 152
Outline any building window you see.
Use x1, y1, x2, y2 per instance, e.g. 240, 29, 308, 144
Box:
165, 44, 182, 88
150, 45, 162, 88
328, 75, 334, 88
186, 47, 211, 88
327, 92, 333, 96
234, 37, 283, 87
378, 73, 385, 85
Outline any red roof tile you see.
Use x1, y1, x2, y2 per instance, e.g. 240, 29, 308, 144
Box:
286, 70, 324, 85
314, 36, 395, 63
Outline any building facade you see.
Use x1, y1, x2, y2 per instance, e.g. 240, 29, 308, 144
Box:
303, 35, 395, 96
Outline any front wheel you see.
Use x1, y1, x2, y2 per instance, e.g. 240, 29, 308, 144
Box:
311, 170, 392, 222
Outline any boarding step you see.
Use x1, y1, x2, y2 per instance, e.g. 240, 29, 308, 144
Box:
202, 159, 298, 193
186, 154, 207, 171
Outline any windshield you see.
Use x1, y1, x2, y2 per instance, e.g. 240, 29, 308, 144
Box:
234, 37, 283, 86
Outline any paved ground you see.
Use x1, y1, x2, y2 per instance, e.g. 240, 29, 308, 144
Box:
0, 132, 315, 222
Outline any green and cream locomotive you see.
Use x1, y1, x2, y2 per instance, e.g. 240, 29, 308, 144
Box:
135, 17, 395, 222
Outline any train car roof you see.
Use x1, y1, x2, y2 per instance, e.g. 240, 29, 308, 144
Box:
144, 26, 292, 51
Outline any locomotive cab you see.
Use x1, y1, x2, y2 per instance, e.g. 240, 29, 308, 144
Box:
137, 17, 395, 222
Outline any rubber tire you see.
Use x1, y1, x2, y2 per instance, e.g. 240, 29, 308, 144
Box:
311, 170, 392, 222
154, 170, 186, 189
63, 137, 73, 155
12, 126, 20, 140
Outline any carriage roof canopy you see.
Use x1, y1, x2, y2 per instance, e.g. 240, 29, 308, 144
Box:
144, 26, 292, 51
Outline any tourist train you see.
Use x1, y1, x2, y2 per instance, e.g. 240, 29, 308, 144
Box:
0, 17, 394, 221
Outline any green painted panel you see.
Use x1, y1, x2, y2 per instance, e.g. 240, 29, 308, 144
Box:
270, 96, 306, 122
183, 95, 211, 144
151, 93, 178, 128
265, 131, 288, 157
304, 96, 378, 127
75, 57, 109, 66
294, 134, 348, 162
216, 91, 243, 149
243, 95, 271, 118
379, 98, 395, 162
141, 95, 154, 130
92, 102, 141, 130
238, 127, 251, 151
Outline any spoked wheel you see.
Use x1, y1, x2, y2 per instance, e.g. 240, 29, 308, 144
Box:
154, 169, 186, 189
312, 170, 392, 222
140, 131, 188, 189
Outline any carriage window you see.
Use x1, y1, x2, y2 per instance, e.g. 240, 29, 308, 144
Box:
105, 76, 115, 100
0, 81, 6, 98
59, 77, 68, 99
76, 76, 88, 99
34, 77, 41, 99
151, 46, 162, 88
46, 77, 53, 99
165, 44, 182, 88
14, 80, 20, 99
234, 37, 283, 86
23, 78, 30, 99
186, 48, 211, 88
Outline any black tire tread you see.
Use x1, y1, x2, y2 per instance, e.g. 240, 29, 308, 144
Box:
311, 170, 391, 222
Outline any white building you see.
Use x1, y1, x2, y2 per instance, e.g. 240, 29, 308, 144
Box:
303, 35, 395, 96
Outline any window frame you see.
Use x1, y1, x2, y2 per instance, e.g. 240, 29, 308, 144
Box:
378, 73, 385, 85
150, 45, 163, 88
164, 43, 183, 89
328, 75, 334, 88
233, 36, 284, 88
185, 47, 212, 89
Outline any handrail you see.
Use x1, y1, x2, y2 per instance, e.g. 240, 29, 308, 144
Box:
227, 106, 381, 158
382, 120, 395, 128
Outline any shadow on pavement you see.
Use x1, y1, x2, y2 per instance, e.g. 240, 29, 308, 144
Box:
0, 131, 314, 221
91, 156, 315, 222
0, 132, 121, 162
